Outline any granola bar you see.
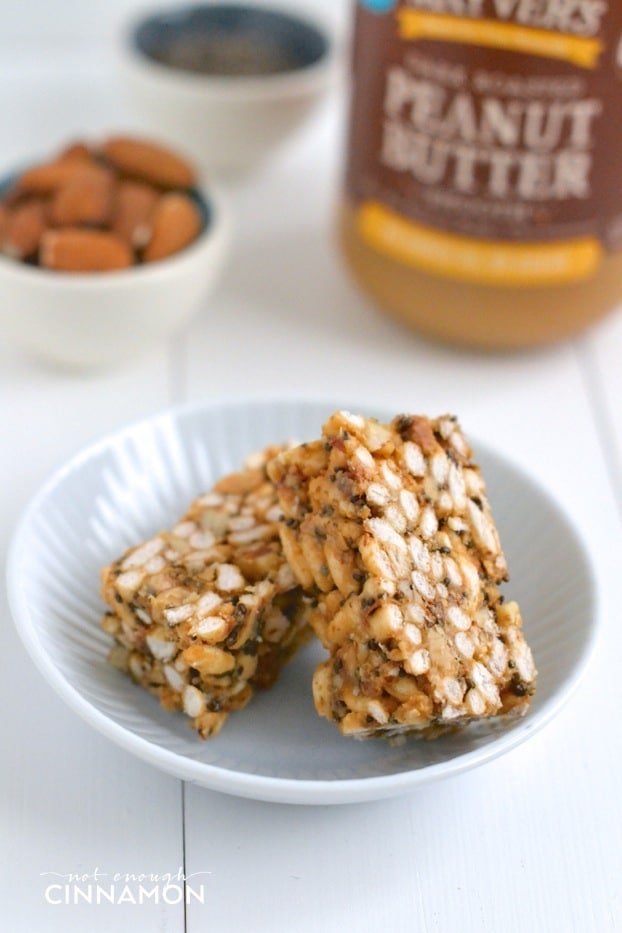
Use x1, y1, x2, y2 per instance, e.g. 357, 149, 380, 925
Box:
101, 445, 311, 738
267, 411, 537, 740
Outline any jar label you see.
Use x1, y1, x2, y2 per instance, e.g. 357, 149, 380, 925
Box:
345, 1, 622, 285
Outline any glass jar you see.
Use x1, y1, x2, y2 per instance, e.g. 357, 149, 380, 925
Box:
339, 0, 622, 348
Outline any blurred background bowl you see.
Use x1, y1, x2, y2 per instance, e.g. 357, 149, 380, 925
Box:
0, 182, 229, 371
119, 2, 341, 178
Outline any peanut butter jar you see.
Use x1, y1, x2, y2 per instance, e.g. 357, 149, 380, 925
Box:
339, 0, 622, 349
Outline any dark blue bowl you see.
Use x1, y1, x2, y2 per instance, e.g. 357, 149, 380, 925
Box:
132, 4, 330, 78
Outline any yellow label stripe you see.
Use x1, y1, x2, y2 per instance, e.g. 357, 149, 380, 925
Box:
397, 11, 603, 69
357, 201, 602, 286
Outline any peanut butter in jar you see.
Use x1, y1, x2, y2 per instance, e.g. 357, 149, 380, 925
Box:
339, 0, 622, 349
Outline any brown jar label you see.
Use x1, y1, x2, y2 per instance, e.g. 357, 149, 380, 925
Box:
345, 1, 622, 285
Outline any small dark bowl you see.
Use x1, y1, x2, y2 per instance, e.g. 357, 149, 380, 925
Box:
120, 3, 339, 175
133, 4, 330, 78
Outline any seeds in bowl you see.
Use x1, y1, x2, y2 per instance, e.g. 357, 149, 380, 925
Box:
0, 135, 204, 272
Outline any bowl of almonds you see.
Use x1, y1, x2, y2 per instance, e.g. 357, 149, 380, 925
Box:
0, 134, 228, 369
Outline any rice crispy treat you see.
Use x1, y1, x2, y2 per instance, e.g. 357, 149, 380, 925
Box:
267, 411, 537, 740
100, 445, 311, 739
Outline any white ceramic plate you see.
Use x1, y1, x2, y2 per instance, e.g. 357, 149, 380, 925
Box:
7, 398, 598, 805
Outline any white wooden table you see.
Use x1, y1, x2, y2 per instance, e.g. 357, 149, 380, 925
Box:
1, 9, 621, 930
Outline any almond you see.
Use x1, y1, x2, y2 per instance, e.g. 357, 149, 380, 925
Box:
3, 200, 48, 259
49, 169, 115, 227
57, 142, 93, 163
142, 193, 203, 262
40, 228, 133, 272
100, 136, 197, 189
111, 180, 159, 248
18, 159, 103, 195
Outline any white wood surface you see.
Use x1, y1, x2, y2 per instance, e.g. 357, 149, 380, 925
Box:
1, 7, 621, 930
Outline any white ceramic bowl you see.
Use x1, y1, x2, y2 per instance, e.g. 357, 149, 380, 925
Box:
6, 398, 599, 805
0, 184, 229, 370
119, 3, 341, 177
